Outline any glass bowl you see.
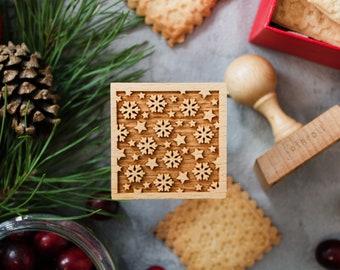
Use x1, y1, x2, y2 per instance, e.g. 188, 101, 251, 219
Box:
0, 213, 116, 270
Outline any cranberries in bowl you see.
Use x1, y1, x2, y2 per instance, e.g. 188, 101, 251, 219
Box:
0, 214, 115, 270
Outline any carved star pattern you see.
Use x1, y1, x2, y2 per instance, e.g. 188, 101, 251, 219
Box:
134, 121, 147, 133
199, 89, 211, 98
192, 148, 204, 160
204, 110, 216, 122
173, 134, 186, 146
177, 172, 189, 184
114, 89, 224, 197
146, 158, 158, 170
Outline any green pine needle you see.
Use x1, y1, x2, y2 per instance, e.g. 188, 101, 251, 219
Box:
0, 0, 152, 219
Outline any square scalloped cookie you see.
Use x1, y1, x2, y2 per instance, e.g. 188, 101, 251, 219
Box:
153, 176, 281, 270
110, 83, 227, 199
126, 0, 217, 46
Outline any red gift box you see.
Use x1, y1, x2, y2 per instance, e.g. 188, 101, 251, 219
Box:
249, 0, 340, 70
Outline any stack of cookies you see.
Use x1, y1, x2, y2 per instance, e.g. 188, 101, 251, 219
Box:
272, 0, 340, 47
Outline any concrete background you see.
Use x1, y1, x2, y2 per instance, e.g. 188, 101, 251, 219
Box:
92, 1, 340, 269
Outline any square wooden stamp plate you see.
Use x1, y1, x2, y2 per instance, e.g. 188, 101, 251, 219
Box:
110, 83, 227, 199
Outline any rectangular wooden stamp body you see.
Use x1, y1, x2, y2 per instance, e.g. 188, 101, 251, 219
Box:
255, 105, 340, 188
110, 83, 227, 199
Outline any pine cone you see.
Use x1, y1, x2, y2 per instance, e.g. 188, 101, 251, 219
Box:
0, 41, 60, 135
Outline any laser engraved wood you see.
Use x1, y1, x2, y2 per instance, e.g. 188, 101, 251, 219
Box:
110, 83, 227, 199
225, 54, 340, 188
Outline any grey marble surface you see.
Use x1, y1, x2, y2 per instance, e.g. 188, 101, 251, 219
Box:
93, 1, 340, 269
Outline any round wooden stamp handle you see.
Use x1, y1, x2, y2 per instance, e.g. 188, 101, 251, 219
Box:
225, 54, 302, 143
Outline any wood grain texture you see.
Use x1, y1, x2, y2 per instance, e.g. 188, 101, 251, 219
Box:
255, 105, 340, 188
111, 83, 227, 199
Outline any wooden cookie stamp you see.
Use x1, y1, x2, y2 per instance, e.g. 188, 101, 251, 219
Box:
225, 54, 340, 188
111, 83, 227, 199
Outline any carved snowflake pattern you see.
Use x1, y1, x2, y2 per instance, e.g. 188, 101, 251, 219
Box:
124, 165, 145, 183
162, 150, 183, 168
119, 101, 140, 119
153, 173, 174, 192
192, 162, 212, 181
180, 98, 200, 117
112, 86, 226, 199
147, 94, 167, 113
194, 126, 214, 144
153, 119, 174, 138
117, 124, 129, 142
137, 137, 158, 155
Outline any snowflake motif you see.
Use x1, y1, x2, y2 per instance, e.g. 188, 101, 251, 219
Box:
180, 98, 200, 117
162, 150, 183, 168
124, 165, 145, 183
119, 101, 140, 119
194, 126, 214, 144
147, 94, 167, 113
137, 137, 158, 155
117, 124, 129, 142
153, 119, 174, 137
153, 173, 174, 192
192, 162, 212, 181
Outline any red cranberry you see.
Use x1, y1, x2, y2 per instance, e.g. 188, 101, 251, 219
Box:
147, 266, 166, 270
34, 231, 70, 257
57, 246, 93, 270
86, 191, 120, 220
2, 242, 36, 270
316, 239, 340, 269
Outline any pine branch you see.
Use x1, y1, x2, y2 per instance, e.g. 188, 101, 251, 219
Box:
0, 0, 152, 219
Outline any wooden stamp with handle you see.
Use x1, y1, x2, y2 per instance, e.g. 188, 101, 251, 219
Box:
225, 54, 340, 188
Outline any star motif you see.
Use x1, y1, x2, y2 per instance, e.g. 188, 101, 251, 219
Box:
116, 149, 125, 160
199, 89, 211, 98
116, 95, 122, 102
204, 110, 216, 122
170, 95, 177, 102
142, 112, 149, 119
128, 140, 136, 147
214, 157, 221, 169
189, 120, 196, 127
214, 122, 220, 129
146, 158, 158, 170
179, 89, 186, 94
132, 154, 139, 161
125, 90, 132, 96
138, 92, 145, 99
176, 120, 183, 127
192, 148, 204, 160
195, 184, 203, 191
174, 134, 186, 146
177, 172, 189, 184
182, 147, 189, 154
168, 111, 175, 117
116, 165, 122, 172
123, 183, 130, 190
209, 145, 216, 152
164, 141, 171, 148
143, 182, 151, 189
176, 188, 184, 193
134, 121, 147, 133
211, 98, 218, 105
